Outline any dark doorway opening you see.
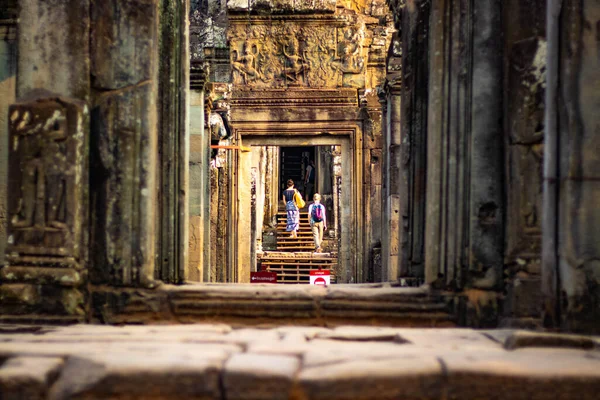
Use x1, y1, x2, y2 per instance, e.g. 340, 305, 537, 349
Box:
280, 146, 315, 200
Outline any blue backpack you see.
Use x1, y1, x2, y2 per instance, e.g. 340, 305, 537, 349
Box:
312, 204, 324, 222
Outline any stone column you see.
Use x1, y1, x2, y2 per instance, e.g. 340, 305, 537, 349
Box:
360, 94, 383, 282
189, 65, 208, 282
384, 81, 402, 282
89, 0, 159, 287
400, 0, 430, 282
378, 88, 388, 283
543, 0, 600, 333
468, 0, 504, 290
156, 0, 190, 283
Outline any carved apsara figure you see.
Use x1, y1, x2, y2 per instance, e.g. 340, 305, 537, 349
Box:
283, 44, 309, 84
231, 44, 264, 84
11, 107, 70, 230
331, 27, 364, 74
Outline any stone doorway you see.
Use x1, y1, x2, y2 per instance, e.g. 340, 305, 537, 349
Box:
232, 131, 358, 284
254, 145, 340, 283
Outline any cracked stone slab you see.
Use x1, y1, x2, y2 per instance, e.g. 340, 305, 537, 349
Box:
503, 330, 598, 350
301, 339, 419, 368
223, 353, 301, 400
295, 356, 443, 400
314, 326, 406, 342
0, 356, 64, 400
274, 326, 332, 341
54, 323, 233, 335
393, 328, 502, 350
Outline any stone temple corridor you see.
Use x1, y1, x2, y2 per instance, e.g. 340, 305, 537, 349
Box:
0, 0, 600, 398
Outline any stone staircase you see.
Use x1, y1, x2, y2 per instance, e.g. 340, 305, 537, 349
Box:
256, 208, 337, 284
275, 209, 315, 252
259, 252, 337, 284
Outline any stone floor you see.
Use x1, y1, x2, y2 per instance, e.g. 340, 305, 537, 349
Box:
0, 324, 599, 399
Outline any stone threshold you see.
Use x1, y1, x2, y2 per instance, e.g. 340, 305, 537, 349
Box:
0, 325, 599, 399
87, 283, 457, 326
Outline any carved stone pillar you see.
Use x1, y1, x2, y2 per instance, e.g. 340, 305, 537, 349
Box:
399, 0, 430, 282
426, 0, 504, 297
156, 0, 190, 283
502, 0, 546, 326
377, 88, 388, 283
1, 96, 88, 321
89, 0, 159, 287
543, 0, 600, 333
360, 93, 383, 282
189, 64, 209, 282
468, 0, 505, 290
382, 81, 402, 282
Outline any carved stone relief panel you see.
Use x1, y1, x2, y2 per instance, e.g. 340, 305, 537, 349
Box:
506, 37, 546, 262
7, 96, 87, 261
1, 95, 88, 319
227, 17, 370, 89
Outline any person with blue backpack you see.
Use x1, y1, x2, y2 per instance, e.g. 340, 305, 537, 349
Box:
308, 193, 327, 253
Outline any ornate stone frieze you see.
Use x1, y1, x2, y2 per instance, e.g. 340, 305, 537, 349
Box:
227, 16, 370, 89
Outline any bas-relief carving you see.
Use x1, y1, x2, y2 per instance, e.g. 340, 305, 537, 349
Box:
7, 98, 86, 259
228, 22, 367, 88
506, 37, 546, 261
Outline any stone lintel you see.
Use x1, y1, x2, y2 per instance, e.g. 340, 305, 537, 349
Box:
231, 88, 359, 109
227, 0, 337, 16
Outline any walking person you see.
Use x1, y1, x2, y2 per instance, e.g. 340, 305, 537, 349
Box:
308, 193, 327, 252
282, 179, 302, 238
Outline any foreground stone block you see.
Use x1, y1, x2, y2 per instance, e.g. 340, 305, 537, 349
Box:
48, 344, 239, 400
0, 356, 63, 400
442, 348, 600, 400
223, 353, 301, 400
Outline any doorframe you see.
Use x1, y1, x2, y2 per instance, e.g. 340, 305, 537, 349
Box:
230, 123, 363, 284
